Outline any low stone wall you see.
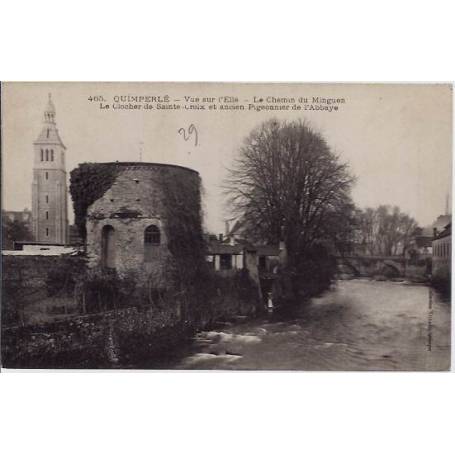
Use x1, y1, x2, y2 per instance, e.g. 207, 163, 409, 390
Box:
2, 254, 86, 326
1, 307, 190, 368
1, 255, 261, 368
2, 254, 73, 293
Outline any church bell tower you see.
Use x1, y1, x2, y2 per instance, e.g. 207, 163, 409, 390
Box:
31, 94, 68, 243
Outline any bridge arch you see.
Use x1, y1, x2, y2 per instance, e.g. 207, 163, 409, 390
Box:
337, 259, 361, 277
380, 260, 402, 277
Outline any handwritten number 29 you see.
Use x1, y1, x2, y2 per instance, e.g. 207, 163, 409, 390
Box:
178, 124, 198, 146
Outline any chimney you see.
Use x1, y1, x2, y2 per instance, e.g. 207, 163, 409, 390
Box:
218, 233, 223, 242
225, 220, 230, 236
433, 227, 438, 239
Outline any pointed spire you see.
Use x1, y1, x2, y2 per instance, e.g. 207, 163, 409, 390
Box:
44, 93, 56, 124
34, 94, 65, 148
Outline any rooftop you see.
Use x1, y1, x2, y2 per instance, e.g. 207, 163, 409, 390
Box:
434, 222, 451, 240
2, 247, 78, 256
92, 162, 199, 175
207, 242, 244, 255
256, 245, 280, 256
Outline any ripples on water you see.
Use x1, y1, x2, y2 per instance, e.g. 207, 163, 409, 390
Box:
167, 280, 450, 371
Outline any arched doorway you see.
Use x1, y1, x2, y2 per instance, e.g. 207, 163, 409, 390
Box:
101, 225, 116, 269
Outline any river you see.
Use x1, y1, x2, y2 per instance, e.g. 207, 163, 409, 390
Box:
165, 279, 451, 371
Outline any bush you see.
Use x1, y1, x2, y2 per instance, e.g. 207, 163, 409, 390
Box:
75, 268, 139, 313
278, 243, 337, 303
2, 271, 27, 326
45, 256, 86, 297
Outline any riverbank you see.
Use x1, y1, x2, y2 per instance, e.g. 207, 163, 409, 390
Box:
163, 279, 451, 371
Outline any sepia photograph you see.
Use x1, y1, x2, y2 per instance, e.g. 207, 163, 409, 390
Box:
1, 82, 452, 370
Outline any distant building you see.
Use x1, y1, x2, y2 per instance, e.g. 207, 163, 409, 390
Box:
206, 230, 282, 291
432, 222, 451, 282
256, 245, 280, 274
408, 226, 433, 259
224, 218, 252, 244
7, 224, 83, 252
432, 214, 451, 234
206, 241, 245, 272
408, 214, 452, 260
31, 94, 69, 244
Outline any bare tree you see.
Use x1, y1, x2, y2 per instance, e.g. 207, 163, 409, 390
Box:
224, 119, 355, 267
356, 205, 418, 256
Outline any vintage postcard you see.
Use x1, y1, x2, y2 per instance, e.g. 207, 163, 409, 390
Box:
1, 82, 452, 370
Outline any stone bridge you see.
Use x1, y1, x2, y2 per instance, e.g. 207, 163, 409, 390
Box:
335, 255, 407, 278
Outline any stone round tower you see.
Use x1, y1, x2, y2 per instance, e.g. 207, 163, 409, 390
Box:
71, 162, 202, 279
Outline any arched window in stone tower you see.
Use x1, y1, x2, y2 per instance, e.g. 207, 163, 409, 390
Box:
101, 225, 116, 269
144, 225, 160, 262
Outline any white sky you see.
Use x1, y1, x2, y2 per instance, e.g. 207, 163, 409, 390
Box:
2, 82, 452, 233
